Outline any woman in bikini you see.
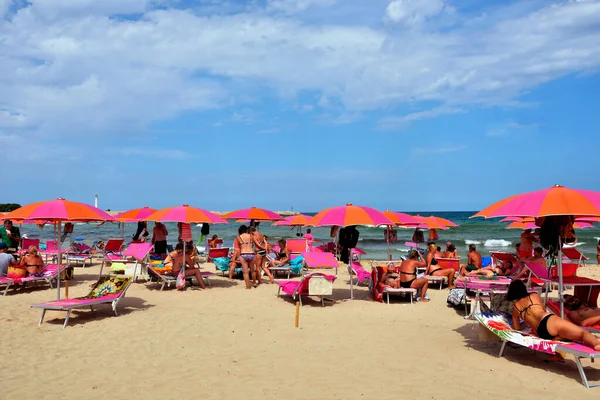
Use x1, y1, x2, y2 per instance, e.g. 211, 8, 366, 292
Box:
380, 250, 429, 302
270, 239, 290, 268
507, 280, 600, 350
249, 226, 274, 284
20, 245, 44, 276
164, 242, 208, 289
425, 243, 456, 288
236, 225, 256, 289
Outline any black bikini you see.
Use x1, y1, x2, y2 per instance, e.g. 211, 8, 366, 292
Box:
399, 270, 416, 288
515, 295, 555, 340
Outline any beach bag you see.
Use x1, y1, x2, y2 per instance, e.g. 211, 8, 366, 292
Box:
176, 269, 186, 290
447, 288, 465, 307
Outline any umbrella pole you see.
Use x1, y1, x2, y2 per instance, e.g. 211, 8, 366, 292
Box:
122, 223, 125, 239
558, 237, 564, 318
387, 225, 391, 261
57, 222, 62, 300
183, 240, 186, 287
349, 248, 354, 300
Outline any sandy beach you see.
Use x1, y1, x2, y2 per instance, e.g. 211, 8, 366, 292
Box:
2, 259, 600, 399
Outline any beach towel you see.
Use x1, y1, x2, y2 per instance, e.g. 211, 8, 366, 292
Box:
289, 255, 304, 275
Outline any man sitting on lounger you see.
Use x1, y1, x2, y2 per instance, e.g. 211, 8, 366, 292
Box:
563, 295, 600, 327
520, 246, 547, 267
460, 244, 482, 275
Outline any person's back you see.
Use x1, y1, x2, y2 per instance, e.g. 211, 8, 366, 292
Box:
520, 229, 537, 256
465, 244, 482, 273
470, 251, 482, 268
0, 248, 15, 277
153, 223, 168, 241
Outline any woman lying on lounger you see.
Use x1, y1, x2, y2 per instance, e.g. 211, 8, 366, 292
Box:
164, 242, 208, 290
466, 260, 514, 278
380, 250, 429, 302
507, 280, 600, 350
425, 243, 456, 288
20, 245, 44, 277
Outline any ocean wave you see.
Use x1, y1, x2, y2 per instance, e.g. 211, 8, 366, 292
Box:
564, 242, 585, 248
464, 240, 481, 245
484, 239, 512, 247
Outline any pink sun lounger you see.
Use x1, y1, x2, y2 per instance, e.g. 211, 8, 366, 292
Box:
103, 242, 156, 281
349, 261, 371, 286
276, 273, 336, 306
0, 277, 14, 296
562, 246, 589, 267
31, 275, 133, 329
301, 251, 338, 274
1, 264, 68, 296
476, 312, 600, 388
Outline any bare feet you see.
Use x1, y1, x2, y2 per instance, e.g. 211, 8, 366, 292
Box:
420, 299, 430, 303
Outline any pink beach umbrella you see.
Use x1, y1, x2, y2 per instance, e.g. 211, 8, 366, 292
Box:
114, 206, 158, 238
146, 204, 227, 225
3, 198, 115, 299
473, 184, 600, 318
115, 206, 157, 222
310, 204, 393, 300
274, 214, 313, 227
222, 207, 283, 221
145, 205, 228, 273
309, 204, 393, 227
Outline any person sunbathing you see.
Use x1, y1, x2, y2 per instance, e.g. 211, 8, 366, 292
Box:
507, 280, 600, 350
381, 250, 429, 302
20, 245, 44, 277
467, 260, 514, 278
425, 243, 455, 288
164, 242, 208, 289
563, 295, 600, 327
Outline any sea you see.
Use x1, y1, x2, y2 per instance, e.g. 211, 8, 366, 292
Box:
16, 211, 600, 261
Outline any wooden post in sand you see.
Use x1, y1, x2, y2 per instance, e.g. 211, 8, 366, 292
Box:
295, 301, 300, 328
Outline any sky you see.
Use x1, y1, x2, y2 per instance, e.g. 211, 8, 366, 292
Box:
1, 0, 600, 212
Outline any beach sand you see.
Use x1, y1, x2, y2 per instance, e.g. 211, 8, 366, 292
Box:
2, 260, 600, 399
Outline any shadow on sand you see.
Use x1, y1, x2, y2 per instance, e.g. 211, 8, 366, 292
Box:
454, 322, 600, 387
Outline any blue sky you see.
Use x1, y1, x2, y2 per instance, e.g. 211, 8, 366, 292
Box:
1, 0, 600, 212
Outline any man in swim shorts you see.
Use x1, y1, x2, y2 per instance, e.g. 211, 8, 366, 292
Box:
462, 244, 482, 275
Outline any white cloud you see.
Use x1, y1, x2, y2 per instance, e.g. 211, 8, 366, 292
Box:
0, 0, 599, 144
378, 106, 464, 130
411, 144, 466, 154
26, 0, 148, 19
0, 0, 11, 18
385, 0, 447, 26
486, 121, 539, 136
115, 147, 189, 159
268, 0, 338, 14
